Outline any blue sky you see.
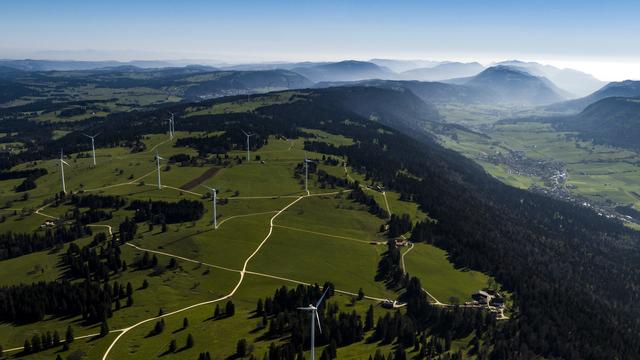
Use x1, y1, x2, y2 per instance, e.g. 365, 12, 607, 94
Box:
1, 0, 639, 80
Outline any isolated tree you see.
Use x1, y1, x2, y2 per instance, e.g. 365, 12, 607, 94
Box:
358, 287, 365, 300
183, 317, 189, 329
186, 333, 194, 348
158, 308, 164, 317
168, 339, 177, 353
225, 300, 235, 316
236, 338, 248, 357
127, 294, 134, 307
168, 257, 178, 269
142, 279, 149, 289
214, 304, 221, 318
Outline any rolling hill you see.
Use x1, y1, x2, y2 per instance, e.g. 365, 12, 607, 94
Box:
2, 85, 640, 359
549, 80, 640, 112
291, 60, 395, 82
496, 60, 605, 97
401, 62, 484, 81
314, 79, 497, 105
556, 96, 640, 150
462, 66, 567, 105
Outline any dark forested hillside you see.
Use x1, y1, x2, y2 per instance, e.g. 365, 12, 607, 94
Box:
555, 96, 640, 150
256, 88, 640, 359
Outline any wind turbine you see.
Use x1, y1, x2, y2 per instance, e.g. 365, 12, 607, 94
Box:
298, 287, 330, 360
304, 153, 317, 194
83, 133, 100, 166
241, 130, 254, 161
59, 149, 70, 194
169, 112, 176, 138
154, 150, 165, 190
201, 185, 218, 228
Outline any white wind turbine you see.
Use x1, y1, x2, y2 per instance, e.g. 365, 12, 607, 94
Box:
201, 185, 218, 228
298, 287, 330, 360
169, 112, 176, 138
304, 153, 317, 194
59, 149, 70, 194
167, 113, 175, 139
241, 130, 254, 161
154, 150, 165, 190
83, 133, 100, 166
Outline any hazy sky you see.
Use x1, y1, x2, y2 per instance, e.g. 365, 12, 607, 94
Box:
1, 0, 639, 81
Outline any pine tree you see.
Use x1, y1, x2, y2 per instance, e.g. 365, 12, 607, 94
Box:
142, 279, 149, 289
183, 317, 189, 329
168, 339, 177, 353
225, 300, 235, 316
53, 330, 60, 345
100, 320, 109, 337
365, 305, 375, 331
236, 338, 248, 357
186, 333, 194, 348
127, 294, 133, 307
214, 304, 221, 318
65, 325, 74, 343
23, 339, 31, 354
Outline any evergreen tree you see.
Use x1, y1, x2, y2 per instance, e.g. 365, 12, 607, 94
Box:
23, 339, 31, 354
186, 333, 194, 348
236, 338, 248, 357
100, 320, 109, 337
65, 325, 74, 343
365, 305, 375, 331
225, 300, 235, 316
168, 339, 177, 353
183, 317, 189, 329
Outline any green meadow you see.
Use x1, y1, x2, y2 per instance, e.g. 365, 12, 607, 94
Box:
0, 125, 493, 359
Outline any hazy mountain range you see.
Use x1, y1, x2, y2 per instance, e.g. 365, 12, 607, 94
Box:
3, 57, 640, 112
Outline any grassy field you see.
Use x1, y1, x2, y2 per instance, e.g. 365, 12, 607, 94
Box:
0, 129, 492, 359
403, 243, 489, 302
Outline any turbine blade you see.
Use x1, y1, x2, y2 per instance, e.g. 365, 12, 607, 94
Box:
297, 306, 313, 310
61, 159, 70, 166
315, 311, 322, 334
315, 287, 330, 307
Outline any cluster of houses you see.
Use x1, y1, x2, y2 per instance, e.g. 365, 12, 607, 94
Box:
470, 289, 505, 309
40, 220, 56, 228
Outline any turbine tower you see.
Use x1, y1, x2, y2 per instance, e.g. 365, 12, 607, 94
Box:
167, 114, 174, 139
169, 112, 176, 138
241, 130, 254, 161
59, 149, 70, 194
298, 287, 330, 360
304, 154, 316, 193
155, 150, 165, 190
83, 133, 100, 166
202, 185, 218, 228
